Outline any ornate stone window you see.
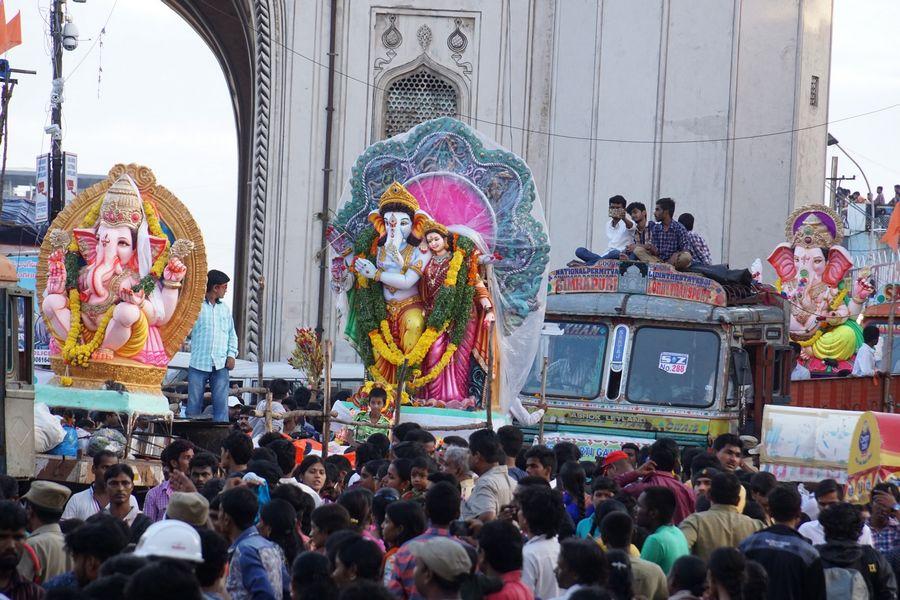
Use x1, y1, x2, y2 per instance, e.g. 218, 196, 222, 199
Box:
382, 66, 459, 138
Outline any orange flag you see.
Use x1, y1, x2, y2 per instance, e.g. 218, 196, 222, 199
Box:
0, 1, 21, 55
6, 11, 21, 52
0, 2, 9, 57
882, 207, 900, 250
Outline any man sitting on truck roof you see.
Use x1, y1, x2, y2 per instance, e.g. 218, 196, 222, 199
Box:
650, 198, 692, 271
624, 202, 659, 262
575, 195, 634, 264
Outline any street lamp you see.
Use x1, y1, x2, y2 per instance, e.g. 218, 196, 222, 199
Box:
828, 134, 875, 250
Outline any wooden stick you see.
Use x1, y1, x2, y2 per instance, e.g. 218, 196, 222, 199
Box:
162, 386, 269, 400
393, 361, 408, 431
252, 409, 338, 420
538, 356, 548, 445
483, 320, 495, 430
264, 391, 273, 433
321, 340, 333, 459
329, 418, 488, 432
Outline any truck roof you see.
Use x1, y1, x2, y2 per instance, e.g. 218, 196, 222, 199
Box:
546, 262, 785, 326
546, 291, 785, 325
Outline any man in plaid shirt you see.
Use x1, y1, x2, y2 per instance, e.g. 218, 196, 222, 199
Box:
187, 270, 238, 422
677, 213, 712, 266
650, 198, 692, 270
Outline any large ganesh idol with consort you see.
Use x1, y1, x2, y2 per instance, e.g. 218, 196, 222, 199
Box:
330, 118, 550, 418
767, 204, 873, 373
38, 164, 206, 392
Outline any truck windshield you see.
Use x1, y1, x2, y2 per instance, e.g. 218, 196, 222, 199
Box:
522, 322, 608, 399
625, 326, 720, 408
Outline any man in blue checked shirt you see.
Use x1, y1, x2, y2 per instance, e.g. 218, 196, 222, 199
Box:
187, 270, 238, 422
650, 198, 693, 270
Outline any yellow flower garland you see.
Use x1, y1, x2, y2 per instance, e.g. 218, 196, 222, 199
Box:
366, 366, 411, 405
367, 246, 465, 368
408, 343, 457, 388
444, 248, 464, 286
62, 289, 116, 367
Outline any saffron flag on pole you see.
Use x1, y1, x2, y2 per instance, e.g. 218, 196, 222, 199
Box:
0, 1, 22, 55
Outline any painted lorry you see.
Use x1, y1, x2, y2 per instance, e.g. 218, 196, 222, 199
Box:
516, 261, 895, 455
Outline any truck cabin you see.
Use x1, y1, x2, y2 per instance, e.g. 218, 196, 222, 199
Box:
519, 262, 791, 445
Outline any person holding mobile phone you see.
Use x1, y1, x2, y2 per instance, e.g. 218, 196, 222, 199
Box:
575, 195, 634, 264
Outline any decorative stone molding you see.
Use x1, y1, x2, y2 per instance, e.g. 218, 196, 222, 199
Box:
246, 0, 273, 360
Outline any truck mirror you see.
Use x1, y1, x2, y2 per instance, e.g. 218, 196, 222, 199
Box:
730, 347, 752, 388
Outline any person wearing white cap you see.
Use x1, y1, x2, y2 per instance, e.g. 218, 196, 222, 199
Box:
410, 537, 472, 600
132, 520, 204, 563
202, 395, 244, 422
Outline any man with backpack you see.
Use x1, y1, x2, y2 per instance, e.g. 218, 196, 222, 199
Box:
817, 502, 897, 600
739, 485, 826, 600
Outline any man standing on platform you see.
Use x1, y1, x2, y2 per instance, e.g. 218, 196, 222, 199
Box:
187, 270, 238, 422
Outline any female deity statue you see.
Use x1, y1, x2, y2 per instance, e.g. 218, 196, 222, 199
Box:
418, 219, 494, 407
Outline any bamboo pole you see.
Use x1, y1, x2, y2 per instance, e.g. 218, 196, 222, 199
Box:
393, 361, 408, 432
538, 356, 548, 445
329, 417, 488, 432
252, 409, 338, 420
162, 386, 268, 400
264, 391, 273, 433
321, 341, 333, 459
483, 320, 495, 430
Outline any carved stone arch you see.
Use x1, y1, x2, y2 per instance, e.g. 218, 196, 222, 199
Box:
372, 54, 471, 141
161, 0, 286, 359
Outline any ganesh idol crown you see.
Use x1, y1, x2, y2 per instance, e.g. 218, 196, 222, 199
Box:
38, 163, 207, 393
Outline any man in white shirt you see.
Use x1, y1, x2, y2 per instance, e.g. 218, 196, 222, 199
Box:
61, 451, 139, 521
518, 484, 563, 600
798, 478, 874, 546
851, 325, 880, 377
575, 195, 634, 264
790, 343, 811, 381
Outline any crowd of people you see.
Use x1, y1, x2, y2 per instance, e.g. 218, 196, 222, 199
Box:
5, 413, 900, 600
576, 196, 712, 271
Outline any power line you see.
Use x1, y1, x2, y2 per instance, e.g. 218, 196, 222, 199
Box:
197, 0, 900, 145
63, 0, 118, 82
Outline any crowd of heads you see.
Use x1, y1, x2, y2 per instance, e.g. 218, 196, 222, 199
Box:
12, 411, 900, 600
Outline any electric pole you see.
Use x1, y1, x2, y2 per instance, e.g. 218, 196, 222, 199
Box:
49, 0, 64, 220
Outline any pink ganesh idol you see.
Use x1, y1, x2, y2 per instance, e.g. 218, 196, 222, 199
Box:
42, 174, 190, 368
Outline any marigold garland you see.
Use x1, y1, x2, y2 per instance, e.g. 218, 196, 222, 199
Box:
365, 366, 411, 406
349, 227, 481, 397
62, 289, 116, 367
408, 343, 458, 388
